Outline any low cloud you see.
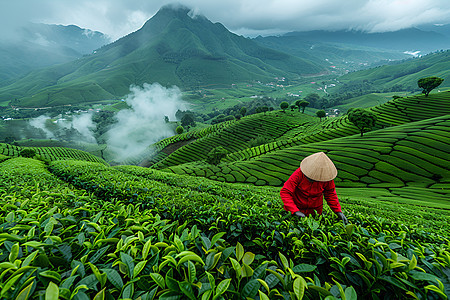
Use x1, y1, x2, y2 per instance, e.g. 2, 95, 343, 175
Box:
61, 112, 97, 143
105, 83, 187, 161
28, 112, 96, 143
2, 1, 450, 41
28, 115, 54, 138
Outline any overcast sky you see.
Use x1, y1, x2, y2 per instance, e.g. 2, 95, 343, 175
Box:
2, 0, 450, 40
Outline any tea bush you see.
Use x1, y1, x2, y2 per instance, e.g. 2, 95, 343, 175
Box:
1, 158, 450, 299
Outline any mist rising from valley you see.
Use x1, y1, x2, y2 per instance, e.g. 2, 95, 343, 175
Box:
27, 83, 187, 162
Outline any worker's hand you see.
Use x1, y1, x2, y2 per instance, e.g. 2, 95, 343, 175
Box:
294, 211, 306, 218
336, 212, 348, 225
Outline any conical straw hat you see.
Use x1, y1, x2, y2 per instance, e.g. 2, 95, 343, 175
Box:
300, 152, 337, 181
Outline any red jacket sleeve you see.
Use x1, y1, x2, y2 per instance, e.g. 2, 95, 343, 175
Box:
280, 168, 302, 214
323, 180, 341, 213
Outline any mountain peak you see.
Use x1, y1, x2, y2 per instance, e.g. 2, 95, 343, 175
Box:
154, 3, 205, 19
159, 3, 191, 14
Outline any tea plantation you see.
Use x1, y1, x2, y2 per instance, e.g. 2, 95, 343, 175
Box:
0, 91, 449, 299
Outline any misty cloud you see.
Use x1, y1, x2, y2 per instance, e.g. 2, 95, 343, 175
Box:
28, 112, 96, 143
2, 1, 450, 40
105, 83, 187, 161
28, 115, 54, 138
60, 112, 97, 143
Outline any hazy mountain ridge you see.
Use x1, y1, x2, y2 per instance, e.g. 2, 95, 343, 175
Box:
0, 23, 110, 84
0, 5, 327, 107
281, 28, 450, 52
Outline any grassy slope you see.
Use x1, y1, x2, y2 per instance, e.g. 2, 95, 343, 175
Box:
339, 50, 450, 91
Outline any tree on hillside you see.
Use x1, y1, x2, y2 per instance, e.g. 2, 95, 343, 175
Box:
261, 106, 269, 115
418, 76, 444, 97
280, 101, 289, 112
304, 93, 320, 108
295, 100, 302, 112
207, 146, 228, 165
240, 107, 247, 117
316, 110, 326, 121
348, 108, 377, 137
176, 126, 184, 134
181, 113, 195, 130
298, 100, 309, 113
19, 149, 36, 158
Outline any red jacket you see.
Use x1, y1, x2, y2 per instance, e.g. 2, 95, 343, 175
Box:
280, 167, 341, 215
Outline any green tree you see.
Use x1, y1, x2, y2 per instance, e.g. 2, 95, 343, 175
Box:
207, 146, 228, 165
239, 107, 247, 117
304, 93, 320, 108
295, 100, 302, 112
181, 113, 195, 130
348, 108, 377, 137
176, 125, 184, 134
261, 106, 269, 115
298, 100, 309, 113
19, 149, 36, 158
316, 110, 326, 121
280, 101, 289, 112
4, 136, 15, 144
418, 76, 444, 97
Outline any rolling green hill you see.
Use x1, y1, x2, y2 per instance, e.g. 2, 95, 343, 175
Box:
139, 91, 449, 193
339, 50, 450, 92
0, 5, 327, 107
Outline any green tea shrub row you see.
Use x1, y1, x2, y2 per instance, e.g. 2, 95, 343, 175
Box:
0, 143, 106, 164
2, 158, 450, 298
163, 116, 450, 191
0, 158, 369, 299
46, 159, 450, 298
150, 112, 308, 169
123, 120, 236, 165
148, 92, 450, 170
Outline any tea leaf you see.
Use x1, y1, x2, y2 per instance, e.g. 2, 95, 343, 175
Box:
424, 285, 447, 299
215, 278, 231, 297
344, 286, 357, 300
187, 260, 196, 283
93, 288, 105, 300
15, 281, 34, 300
9, 243, 19, 263
236, 242, 244, 262
179, 281, 196, 300
150, 273, 165, 289
242, 252, 255, 265
293, 276, 306, 300
45, 282, 59, 300
210, 232, 226, 247
101, 269, 123, 290
133, 260, 147, 279
258, 290, 270, 300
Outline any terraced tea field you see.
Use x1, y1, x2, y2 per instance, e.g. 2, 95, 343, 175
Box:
164, 116, 449, 189
146, 92, 449, 181
0, 91, 448, 299
0, 143, 107, 164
